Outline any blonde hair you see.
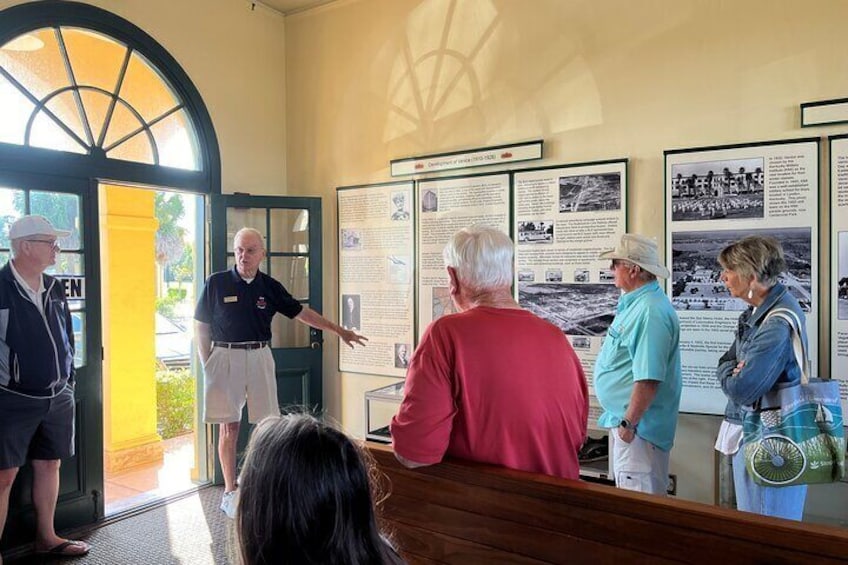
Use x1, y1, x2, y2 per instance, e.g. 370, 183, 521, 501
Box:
718, 235, 786, 287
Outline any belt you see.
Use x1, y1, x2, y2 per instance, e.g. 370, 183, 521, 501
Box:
213, 341, 269, 350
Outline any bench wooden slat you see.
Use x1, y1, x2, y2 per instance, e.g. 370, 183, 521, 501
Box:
368, 443, 848, 565
390, 524, 552, 565
386, 493, 680, 564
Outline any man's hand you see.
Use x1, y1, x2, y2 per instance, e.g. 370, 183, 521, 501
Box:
340, 328, 368, 349
617, 426, 636, 444
732, 360, 746, 375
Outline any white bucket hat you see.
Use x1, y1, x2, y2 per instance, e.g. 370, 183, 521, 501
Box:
8, 215, 71, 240
599, 233, 669, 279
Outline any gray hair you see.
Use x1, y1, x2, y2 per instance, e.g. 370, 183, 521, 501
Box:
443, 226, 513, 291
234, 227, 264, 249
718, 235, 786, 287
10, 238, 23, 258
618, 259, 657, 283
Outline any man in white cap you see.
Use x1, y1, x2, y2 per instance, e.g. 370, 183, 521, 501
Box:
594, 233, 682, 496
0, 215, 90, 558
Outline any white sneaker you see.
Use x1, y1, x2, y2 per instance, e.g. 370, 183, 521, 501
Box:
220, 489, 239, 519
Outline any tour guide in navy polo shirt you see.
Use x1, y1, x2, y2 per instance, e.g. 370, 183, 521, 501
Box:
194, 227, 367, 518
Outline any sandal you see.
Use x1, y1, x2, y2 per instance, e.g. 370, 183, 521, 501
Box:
36, 539, 91, 557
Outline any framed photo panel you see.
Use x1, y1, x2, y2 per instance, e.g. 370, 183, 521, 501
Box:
665, 138, 820, 414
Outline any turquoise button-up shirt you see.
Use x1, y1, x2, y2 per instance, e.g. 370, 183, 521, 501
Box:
594, 280, 682, 451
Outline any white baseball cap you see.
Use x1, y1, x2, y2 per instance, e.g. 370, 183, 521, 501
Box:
8, 215, 71, 240
599, 233, 670, 278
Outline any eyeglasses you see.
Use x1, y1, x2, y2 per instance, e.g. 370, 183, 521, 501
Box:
26, 239, 60, 250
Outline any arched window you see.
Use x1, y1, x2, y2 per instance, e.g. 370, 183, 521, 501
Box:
1, 26, 199, 169
0, 1, 220, 194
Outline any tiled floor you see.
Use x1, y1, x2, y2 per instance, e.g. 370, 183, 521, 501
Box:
105, 433, 204, 516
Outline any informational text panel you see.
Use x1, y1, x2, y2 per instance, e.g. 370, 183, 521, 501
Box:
416, 173, 511, 340
830, 135, 848, 416
513, 159, 627, 394
338, 181, 415, 376
666, 138, 819, 414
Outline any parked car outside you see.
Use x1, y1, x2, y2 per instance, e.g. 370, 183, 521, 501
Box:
156, 313, 192, 369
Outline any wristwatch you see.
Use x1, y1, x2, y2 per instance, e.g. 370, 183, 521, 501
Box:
619, 418, 637, 432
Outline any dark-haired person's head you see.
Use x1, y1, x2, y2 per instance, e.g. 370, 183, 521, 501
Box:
238, 413, 403, 565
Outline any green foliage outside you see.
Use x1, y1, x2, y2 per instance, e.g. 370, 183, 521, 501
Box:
156, 287, 187, 318
156, 367, 195, 439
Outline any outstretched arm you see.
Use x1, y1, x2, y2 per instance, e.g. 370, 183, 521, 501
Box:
295, 306, 368, 348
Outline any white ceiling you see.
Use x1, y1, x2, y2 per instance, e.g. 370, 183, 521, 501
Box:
253, 0, 336, 15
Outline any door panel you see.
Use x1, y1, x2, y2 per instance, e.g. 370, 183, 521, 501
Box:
0, 178, 102, 549
210, 194, 322, 482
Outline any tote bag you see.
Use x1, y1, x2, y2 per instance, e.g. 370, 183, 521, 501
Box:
742, 308, 846, 487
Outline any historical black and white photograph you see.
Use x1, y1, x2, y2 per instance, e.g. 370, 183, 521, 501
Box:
341, 294, 361, 331
518, 270, 535, 282
341, 228, 362, 250
394, 343, 411, 369
518, 282, 619, 336
390, 191, 410, 221
517, 220, 554, 244
421, 188, 438, 213
671, 227, 812, 312
670, 157, 764, 222
546, 269, 563, 282
839, 231, 848, 320
570, 336, 591, 350
574, 269, 589, 283
558, 172, 621, 213
387, 255, 410, 284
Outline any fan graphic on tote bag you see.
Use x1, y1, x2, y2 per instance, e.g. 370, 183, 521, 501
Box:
742, 308, 846, 487
746, 403, 841, 485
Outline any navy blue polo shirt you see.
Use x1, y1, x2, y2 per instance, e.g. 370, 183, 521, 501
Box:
194, 267, 303, 342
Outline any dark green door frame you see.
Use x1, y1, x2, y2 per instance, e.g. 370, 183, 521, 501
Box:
209, 194, 324, 485
0, 0, 222, 552
0, 171, 102, 547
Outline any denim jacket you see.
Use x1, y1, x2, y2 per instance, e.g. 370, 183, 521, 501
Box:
717, 283, 807, 424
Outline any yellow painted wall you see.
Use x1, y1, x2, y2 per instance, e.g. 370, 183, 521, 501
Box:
100, 185, 160, 460
284, 0, 848, 513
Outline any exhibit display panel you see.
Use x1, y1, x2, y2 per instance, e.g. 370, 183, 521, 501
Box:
337, 181, 415, 376
830, 135, 848, 417
415, 172, 511, 339
513, 159, 628, 395
665, 138, 820, 414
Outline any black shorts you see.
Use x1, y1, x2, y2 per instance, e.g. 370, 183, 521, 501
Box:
0, 385, 75, 469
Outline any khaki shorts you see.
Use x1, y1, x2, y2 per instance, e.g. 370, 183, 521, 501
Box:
202, 345, 279, 424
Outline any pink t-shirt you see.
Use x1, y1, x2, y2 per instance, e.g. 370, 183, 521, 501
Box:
390, 306, 588, 480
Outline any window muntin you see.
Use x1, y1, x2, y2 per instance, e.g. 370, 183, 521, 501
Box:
0, 27, 201, 170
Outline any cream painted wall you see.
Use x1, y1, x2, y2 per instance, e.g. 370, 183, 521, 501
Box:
0, 0, 289, 194
286, 0, 848, 515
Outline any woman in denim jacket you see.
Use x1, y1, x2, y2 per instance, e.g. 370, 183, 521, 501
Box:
714, 235, 808, 520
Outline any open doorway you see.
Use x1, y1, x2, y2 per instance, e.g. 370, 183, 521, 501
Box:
99, 182, 209, 516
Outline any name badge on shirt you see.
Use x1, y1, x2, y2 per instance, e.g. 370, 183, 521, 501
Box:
223, 296, 238, 303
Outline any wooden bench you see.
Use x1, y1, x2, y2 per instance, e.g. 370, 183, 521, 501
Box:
367, 442, 848, 564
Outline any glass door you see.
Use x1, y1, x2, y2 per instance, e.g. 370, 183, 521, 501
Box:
0, 178, 102, 547
209, 194, 323, 479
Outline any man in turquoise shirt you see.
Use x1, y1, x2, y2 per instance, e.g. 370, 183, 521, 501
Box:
594, 233, 682, 495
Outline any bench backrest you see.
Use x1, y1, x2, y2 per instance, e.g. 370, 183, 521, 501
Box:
367, 443, 848, 564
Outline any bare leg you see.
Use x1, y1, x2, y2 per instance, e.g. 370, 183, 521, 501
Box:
31, 459, 64, 550
219, 422, 240, 493
0, 467, 20, 564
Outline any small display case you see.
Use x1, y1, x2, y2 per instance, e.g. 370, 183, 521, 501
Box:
364, 381, 405, 443
580, 398, 613, 483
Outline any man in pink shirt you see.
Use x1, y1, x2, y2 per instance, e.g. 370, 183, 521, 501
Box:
391, 226, 588, 479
